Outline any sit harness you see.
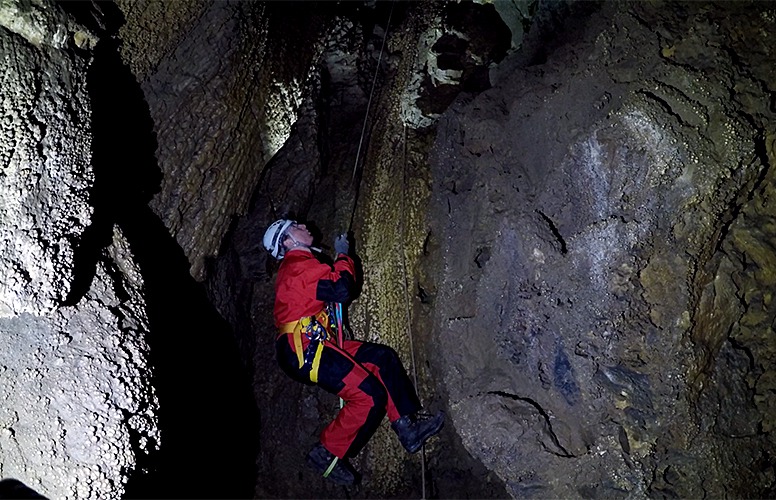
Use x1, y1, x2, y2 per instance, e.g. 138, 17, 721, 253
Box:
278, 305, 338, 383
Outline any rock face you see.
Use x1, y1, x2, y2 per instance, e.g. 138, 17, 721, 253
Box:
0, 0, 95, 317
0, 3, 159, 498
116, 0, 338, 282
0, 229, 159, 499
428, 1, 776, 498
125, 0, 776, 497
3, 0, 776, 498
203, 1, 517, 497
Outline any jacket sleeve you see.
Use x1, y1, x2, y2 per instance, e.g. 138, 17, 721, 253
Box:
315, 255, 355, 303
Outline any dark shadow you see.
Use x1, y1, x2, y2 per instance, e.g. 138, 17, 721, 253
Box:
60, 4, 259, 498
518, 0, 604, 67
119, 205, 259, 500
0, 479, 47, 499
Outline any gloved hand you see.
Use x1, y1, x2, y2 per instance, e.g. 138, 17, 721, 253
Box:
334, 233, 349, 255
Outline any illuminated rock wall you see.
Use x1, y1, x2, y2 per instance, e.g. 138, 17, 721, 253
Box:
4, 0, 774, 498
428, 2, 776, 497
0, 3, 159, 498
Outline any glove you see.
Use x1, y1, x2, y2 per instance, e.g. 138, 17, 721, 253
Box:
334, 233, 349, 255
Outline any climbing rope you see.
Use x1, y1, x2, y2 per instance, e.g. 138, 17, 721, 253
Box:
348, 0, 396, 232
398, 121, 427, 499
344, 2, 428, 497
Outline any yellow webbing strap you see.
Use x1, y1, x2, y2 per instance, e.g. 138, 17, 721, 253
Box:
278, 320, 305, 368
309, 342, 324, 383
278, 310, 330, 379
277, 320, 299, 334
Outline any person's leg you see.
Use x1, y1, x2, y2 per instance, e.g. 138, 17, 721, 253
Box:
315, 342, 388, 459
276, 335, 387, 458
343, 340, 421, 422
341, 340, 445, 454
277, 334, 442, 459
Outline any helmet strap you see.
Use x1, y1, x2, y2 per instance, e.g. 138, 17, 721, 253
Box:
286, 233, 309, 251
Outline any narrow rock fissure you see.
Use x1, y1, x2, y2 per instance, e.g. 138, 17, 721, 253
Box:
487, 390, 575, 458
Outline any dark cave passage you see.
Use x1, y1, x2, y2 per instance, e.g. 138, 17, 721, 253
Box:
69, 16, 260, 499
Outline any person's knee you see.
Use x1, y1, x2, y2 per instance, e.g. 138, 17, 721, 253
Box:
357, 375, 388, 409
379, 343, 400, 359
369, 343, 401, 368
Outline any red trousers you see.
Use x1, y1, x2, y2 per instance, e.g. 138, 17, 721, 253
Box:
276, 334, 421, 459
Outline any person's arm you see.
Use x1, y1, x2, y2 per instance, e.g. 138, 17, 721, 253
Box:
316, 254, 355, 303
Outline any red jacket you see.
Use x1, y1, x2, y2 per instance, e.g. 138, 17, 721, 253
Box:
273, 249, 356, 327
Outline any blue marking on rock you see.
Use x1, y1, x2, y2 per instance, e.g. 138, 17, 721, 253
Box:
554, 346, 580, 405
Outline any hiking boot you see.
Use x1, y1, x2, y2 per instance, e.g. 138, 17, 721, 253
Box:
306, 442, 360, 486
391, 410, 445, 454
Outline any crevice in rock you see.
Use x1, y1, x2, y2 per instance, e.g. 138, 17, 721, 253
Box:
636, 89, 689, 126
65, 24, 160, 307
713, 160, 767, 258
749, 130, 773, 199
535, 209, 567, 255
487, 390, 575, 458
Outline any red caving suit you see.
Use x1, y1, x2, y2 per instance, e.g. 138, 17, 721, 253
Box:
273, 248, 421, 459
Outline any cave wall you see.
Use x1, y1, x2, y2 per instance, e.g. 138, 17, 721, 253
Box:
203, 1, 522, 497
428, 1, 776, 497
3, 0, 776, 498
115, 0, 776, 497
0, 2, 159, 498
0, 1, 94, 317
114, 0, 340, 282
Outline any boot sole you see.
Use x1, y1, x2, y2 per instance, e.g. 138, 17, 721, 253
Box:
407, 417, 445, 454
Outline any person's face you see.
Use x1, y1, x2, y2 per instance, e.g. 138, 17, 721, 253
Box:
284, 222, 314, 248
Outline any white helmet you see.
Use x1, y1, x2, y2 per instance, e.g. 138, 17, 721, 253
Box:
263, 219, 295, 259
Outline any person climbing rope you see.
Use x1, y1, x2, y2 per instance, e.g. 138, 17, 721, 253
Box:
263, 218, 445, 486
